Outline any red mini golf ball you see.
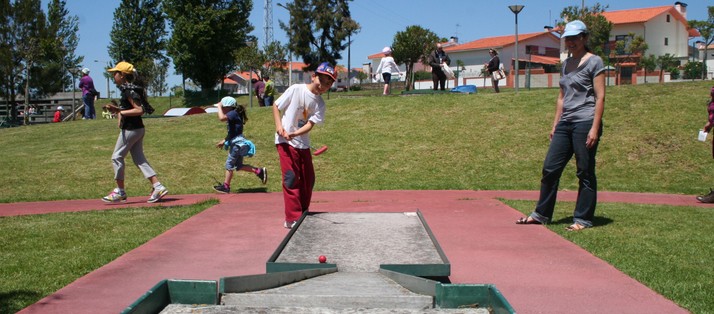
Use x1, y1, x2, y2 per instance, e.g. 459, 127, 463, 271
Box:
318, 255, 327, 263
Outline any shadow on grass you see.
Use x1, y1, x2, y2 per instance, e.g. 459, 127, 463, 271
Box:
552, 216, 614, 228
1, 290, 43, 314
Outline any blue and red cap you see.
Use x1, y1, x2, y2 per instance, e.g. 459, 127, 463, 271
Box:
316, 62, 336, 81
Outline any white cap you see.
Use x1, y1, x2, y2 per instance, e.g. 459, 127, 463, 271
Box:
382, 46, 392, 54
563, 20, 588, 37
57, 106, 63, 110
81, 68, 90, 74
214, 96, 236, 107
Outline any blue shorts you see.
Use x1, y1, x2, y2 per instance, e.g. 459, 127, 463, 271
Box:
382, 73, 391, 83
225, 144, 250, 170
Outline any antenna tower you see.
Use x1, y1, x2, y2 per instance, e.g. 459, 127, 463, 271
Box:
264, 0, 274, 48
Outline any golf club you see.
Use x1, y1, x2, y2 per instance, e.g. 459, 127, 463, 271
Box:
291, 137, 328, 156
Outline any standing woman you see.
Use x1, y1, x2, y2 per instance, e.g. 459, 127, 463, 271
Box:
375, 47, 400, 95
485, 48, 501, 93
102, 61, 168, 203
515, 20, 605, 231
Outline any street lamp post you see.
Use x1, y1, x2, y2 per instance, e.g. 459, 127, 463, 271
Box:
509, 5, 524, 94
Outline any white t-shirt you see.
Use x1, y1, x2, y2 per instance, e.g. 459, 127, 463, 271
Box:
375, 56, 400, 75
274, 83, 325, 149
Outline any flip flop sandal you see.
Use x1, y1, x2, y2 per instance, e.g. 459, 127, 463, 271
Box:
566, 223, 588, 231
515, 217, 542, 225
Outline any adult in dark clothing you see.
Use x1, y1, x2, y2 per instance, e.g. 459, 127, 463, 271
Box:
427, 43, 451, 91
253, 78, 265, 106
486, 48, 501, 93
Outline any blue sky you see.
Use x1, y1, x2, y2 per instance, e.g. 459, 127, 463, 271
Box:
44, 0, 710, 96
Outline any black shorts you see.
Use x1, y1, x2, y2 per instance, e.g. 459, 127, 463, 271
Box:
382, 73, 392, 83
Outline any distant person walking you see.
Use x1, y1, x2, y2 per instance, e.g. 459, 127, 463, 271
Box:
515, 20, 605, 231
485, 48, 501, 93
212, 97, 267, 194
375, 46, 401, 95
263, 75, 275, 106
696, 86, 714, 203
101, 61, 168, 204
78, 68, 96, 119
427, 43, 451, 91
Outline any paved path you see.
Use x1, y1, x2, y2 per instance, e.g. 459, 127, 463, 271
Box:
4, 190, 700, 314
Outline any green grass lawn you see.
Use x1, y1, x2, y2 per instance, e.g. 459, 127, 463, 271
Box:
0, 200, 216, 314
1, 81, 713, 313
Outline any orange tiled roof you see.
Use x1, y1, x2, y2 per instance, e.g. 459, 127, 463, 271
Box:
446, 32, 558, 53
223, 77, 238, 85
367, 32, 556, 59
227, 71, 259, 81
602, 6, 686, 26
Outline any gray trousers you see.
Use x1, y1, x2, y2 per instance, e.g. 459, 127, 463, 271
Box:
112, 128, 157, 181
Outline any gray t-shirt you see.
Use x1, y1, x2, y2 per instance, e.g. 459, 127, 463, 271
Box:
559, 55, 605, 122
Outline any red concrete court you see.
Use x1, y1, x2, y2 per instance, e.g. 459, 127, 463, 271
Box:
3, 190, 698, 314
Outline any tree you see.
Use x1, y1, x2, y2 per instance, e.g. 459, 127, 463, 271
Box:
391, 25, 439, 91
165, 0, 253, 93
0, 0, 16, 112
355, 71, 368, 84
262, 40, 288, 77
109, 0, 166, 94
234, 41, 265, 75
656, 53, 678, 83
146, 59, 169, 96
639, 54, 656, 83
560, 3, 613, 59
682, 61, 703, 80
689, 6, 714, 80
279, 0, 360, 71
39, 0, 81, 95
615, 32, 648, 61
13, 0, 46, 124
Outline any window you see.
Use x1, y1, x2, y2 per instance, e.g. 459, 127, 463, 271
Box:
664, 38, 669, 46
666, 14, 670, 22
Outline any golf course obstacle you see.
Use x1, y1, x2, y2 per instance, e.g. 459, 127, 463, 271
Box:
122, 211, 514, 313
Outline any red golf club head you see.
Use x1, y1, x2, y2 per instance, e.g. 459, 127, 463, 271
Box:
313, 146, 328, 156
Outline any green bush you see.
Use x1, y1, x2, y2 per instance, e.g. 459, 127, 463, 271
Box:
682, 62, 703, 80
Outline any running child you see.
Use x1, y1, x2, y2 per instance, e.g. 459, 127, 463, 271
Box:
213, 97, 267, 193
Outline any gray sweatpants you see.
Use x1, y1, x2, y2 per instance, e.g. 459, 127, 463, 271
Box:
111, 128, 157, 181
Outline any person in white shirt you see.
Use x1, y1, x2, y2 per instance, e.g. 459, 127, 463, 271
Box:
374, 47, 400, 95
272, 62, 336, 229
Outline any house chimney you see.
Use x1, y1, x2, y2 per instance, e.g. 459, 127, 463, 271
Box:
449, 36, 458, 43
674, 2, 687, 19
544, 25, 554, 32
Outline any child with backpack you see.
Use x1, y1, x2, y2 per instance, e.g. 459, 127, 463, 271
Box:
102, 61, 168, 203
213, 97, 267, 193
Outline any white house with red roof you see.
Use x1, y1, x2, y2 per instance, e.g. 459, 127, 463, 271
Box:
602, 2, 694, 62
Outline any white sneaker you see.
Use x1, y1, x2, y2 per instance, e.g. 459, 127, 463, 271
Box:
148, 186, 168, 203
284, 221, 297, 229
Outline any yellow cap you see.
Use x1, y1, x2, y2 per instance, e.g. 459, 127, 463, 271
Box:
107, 61, 135, 74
